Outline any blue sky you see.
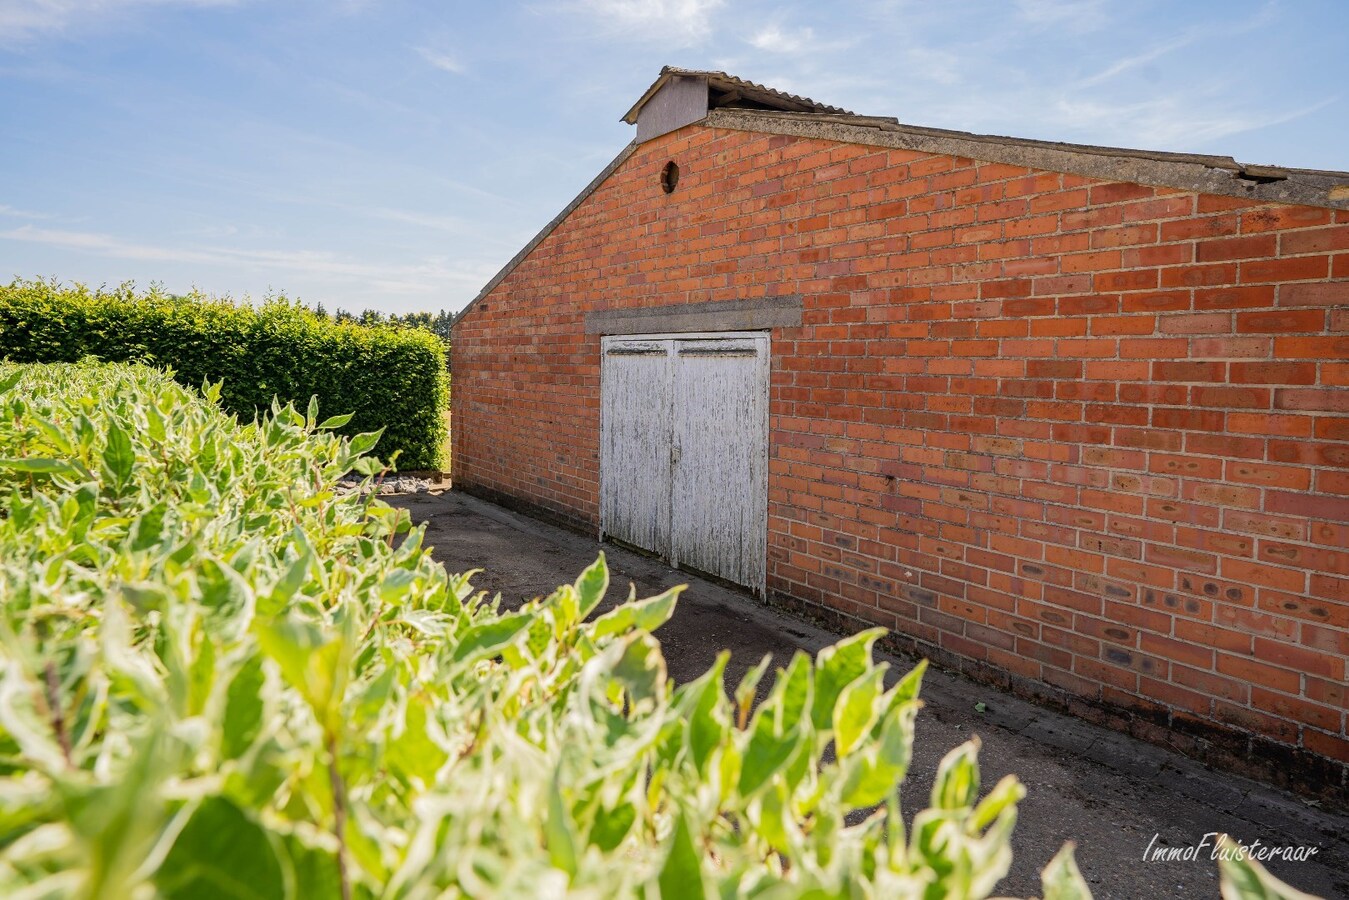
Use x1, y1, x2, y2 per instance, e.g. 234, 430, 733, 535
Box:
1, 0, 1344, 315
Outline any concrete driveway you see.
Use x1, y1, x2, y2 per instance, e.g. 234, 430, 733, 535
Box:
388, 489, 1348, 899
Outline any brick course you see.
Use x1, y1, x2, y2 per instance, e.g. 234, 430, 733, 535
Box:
453, 125, 1349, 801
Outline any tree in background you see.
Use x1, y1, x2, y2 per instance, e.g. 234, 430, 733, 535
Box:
317, 304, 454, 347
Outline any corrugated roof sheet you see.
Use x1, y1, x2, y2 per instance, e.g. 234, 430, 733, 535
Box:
621, 66, 853, 124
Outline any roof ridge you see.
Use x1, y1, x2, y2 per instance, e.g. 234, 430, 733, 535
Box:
707, 107, 1349, 185
705, 106, 1349, 209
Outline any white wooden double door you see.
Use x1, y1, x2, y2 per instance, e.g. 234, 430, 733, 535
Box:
600, 332, 769, 594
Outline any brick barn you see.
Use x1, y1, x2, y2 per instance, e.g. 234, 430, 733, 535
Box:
451, 67, 1349, 800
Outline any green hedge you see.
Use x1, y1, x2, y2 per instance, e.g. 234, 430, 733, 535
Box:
0, 279, 448, 469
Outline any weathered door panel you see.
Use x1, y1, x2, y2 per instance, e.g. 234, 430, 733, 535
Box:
669, 336, 769, 594
600, 339, 673, 553
600, 332, 769, 594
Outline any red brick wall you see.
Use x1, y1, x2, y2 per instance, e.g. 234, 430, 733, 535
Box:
453, 124, 1349, 798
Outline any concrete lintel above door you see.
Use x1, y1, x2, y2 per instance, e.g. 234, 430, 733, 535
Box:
585, 295, 802, 336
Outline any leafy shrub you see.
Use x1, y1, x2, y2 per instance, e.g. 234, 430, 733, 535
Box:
0, 279, 448, 469
0, 362, 1317, 898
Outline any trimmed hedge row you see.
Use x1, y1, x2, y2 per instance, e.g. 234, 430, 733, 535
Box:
0, 279, 448, 469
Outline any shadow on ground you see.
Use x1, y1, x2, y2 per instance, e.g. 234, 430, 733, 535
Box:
388, 489, 1349, 900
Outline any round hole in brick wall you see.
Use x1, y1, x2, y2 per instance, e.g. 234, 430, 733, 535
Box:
660, 160, 679, 194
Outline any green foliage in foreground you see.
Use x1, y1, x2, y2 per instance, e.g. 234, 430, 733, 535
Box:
0, 362, 1318, 899
0, 279, 449, 469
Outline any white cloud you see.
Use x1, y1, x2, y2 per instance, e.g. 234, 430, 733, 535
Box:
0, 0, 238, 41
1048, 95, 1338, 151
569, 0, 724, 46
1077, 7, 1280, 90
0, 224, 493, 293
1012, 0, 1107, 33
748, 23, 813, 54
415, 46, 463, 74
744, 18, 860, 57
900, 45, 963, 86
1078, 35, 1193, 87
368, 207, 519, 243
0, 204, 57, 220
1, 224, 216, 264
